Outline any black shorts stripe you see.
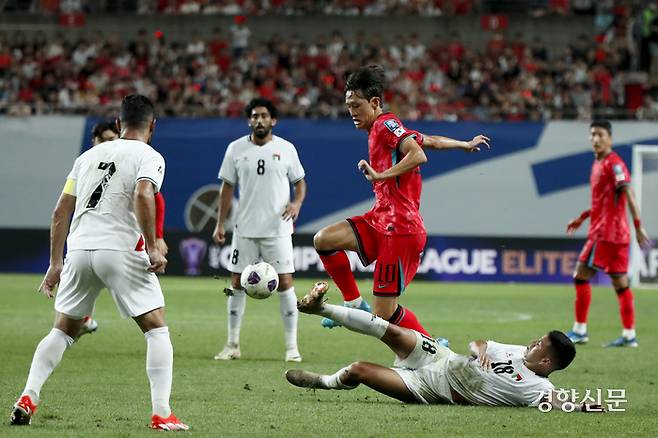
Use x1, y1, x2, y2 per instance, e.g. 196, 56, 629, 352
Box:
346, 218, 371, 266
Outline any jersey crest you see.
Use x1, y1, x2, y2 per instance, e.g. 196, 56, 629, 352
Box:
613, 164, 625, 182
384, 119, 407, 138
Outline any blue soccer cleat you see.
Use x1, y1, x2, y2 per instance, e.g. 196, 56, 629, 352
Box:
603, 336, 638, 348
435, 337, 450, 348
321, 299, 372, 329
566, 331, 589, 344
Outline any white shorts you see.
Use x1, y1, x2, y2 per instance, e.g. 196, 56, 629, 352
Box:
392, 331, 456, 405
228, 234, 295, 275
54, 250, 165, 319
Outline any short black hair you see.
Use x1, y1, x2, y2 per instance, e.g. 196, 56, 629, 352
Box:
590, 119, 612, 135
548, 330, 576, 371
245, 97, 277, 119
91, 120, 119, 139
345, 64, 386, 103
119, 94, 155, 129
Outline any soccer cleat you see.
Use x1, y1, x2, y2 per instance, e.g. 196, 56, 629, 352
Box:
285, 348, 302, 363
150, 413, 189, 431
9, 395, 37, 426
213, 343, 241, 360
603, 336, 638, 348
436, 337, 450, 348
566, 331, 589, 344
298, 282, 329, 314
320, 317, 342, 329
76, 317, 99, 340
285, 369, 328, 389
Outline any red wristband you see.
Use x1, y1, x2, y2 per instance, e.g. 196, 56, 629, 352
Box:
634, 218, 641, 229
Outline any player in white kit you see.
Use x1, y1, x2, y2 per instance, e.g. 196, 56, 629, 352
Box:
286, 282, 599, 412
213, 98, 306, 362
10, 95, 188, 430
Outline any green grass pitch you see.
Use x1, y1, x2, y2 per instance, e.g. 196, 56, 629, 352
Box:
1, 273, 657, 437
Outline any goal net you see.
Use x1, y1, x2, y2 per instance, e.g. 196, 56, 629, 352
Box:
631, 145, 658, 289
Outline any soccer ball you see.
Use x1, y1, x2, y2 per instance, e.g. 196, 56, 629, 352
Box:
240, 262, 279, 299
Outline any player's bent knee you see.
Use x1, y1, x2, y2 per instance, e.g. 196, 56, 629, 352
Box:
313, 229, 329, 251
346, 362, 367, 380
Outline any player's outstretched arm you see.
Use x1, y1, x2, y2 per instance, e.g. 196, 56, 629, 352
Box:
39, 192, 76, 298
358, 136, 427, 182
213, 181, 234, 244
623, 186, 651, 248
566, 210, 590, 234
423, 134, 490, 152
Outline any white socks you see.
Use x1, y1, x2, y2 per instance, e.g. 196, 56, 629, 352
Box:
145, 326, 173, 418
320, 366, 357, 390
22, 328, 74, 402
572, 322, 587, 335
278, 287, 299, 350
622, 328, 636, 340
227, 288, 247, 346
345, 296, 363, 308
319, 304, 389, 339
226, 286, 299, 351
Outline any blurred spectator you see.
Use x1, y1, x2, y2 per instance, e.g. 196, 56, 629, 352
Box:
229, 15, 251, 58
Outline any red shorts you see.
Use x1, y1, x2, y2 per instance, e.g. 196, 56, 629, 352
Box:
347, 215, 426, 297
578, 239, 629, 274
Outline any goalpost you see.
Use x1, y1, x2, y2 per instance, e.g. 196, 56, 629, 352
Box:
631, 145, 658, 289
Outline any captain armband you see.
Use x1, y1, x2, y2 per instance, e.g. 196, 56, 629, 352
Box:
62, 178, 76, 195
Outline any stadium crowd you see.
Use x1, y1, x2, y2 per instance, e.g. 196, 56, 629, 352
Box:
11, 0, 637, 17
2, 4, 658, 120
2, 0, 581, 16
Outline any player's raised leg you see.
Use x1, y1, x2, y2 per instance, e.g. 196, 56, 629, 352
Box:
297, 282, 418, 357
566, 261, 595, 344
215, 273, 244, 360
313, 220, 372, 328
289, 282, 427, 402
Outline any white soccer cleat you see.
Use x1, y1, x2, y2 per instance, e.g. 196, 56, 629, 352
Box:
285, 348, 302, 363
213, 343, 241, 360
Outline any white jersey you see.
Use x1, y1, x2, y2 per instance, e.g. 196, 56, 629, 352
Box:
446, 341, 555, 407
66, 139, 165, 251
218, 135, 305, 238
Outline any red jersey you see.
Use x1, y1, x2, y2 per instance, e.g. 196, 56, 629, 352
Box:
588, 151, 630, 244
362, 113, 425, 236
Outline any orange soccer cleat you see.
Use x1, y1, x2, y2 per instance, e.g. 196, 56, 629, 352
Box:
150, 413, 189, 431
9, 395, 37, 426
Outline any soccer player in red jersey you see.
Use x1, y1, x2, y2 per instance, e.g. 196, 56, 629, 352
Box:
565, 120, 650, 348
77, 121, 169, 339
314, 65, 489, 336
